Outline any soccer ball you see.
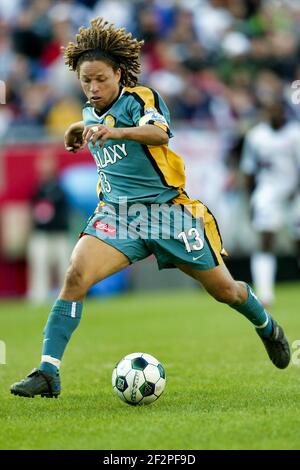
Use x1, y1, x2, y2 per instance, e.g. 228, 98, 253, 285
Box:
112, 352, 166, 405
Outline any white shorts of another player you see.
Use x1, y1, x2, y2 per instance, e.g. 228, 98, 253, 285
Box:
251, 185, 300, 237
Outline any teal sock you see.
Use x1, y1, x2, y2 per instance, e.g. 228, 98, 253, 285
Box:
230, 284, 273, 338
40, 299, 83, 376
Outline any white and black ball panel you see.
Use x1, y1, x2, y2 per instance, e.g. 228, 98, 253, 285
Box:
115, 376, 128, 393
122, 369, 144, 404
142, 353, 160, 366
141, 394, 158, 405
155, 377, 166, 397
116, 359, 131, 376
143, 363, 161, 383
131, 356, 148, 371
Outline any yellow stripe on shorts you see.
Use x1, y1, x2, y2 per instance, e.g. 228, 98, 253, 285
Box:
172, 193, 227, 265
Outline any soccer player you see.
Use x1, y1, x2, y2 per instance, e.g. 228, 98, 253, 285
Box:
11, 18, 290, 398
240, 101, 300, 306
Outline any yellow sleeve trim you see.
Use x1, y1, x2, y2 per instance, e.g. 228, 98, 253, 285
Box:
125, 86, 156, 110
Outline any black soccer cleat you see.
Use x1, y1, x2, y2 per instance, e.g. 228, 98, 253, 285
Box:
10, 368, 61, 398
257, 319, 290, 369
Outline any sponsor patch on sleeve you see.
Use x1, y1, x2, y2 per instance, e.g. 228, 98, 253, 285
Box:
139, 108, 168, 127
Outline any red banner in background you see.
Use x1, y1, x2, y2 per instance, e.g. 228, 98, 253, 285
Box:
0, 143, 93, 297
0, 143, 92, 203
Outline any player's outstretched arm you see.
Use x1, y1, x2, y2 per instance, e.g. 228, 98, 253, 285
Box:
83, 124, 169, 147
64, 121, 85, 152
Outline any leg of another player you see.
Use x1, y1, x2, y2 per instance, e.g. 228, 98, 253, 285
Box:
27, 232, 51, 304
251, 231, 277, 307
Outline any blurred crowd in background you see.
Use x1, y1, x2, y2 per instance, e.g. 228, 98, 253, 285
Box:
1, 0, 300, 140
1, 0, 300, 299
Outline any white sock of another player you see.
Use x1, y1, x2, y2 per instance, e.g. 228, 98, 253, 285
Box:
251, 252, 277, 306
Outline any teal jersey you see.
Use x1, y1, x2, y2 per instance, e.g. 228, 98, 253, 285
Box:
82, 86, 186, 204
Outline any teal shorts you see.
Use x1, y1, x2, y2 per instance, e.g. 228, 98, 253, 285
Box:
81, 194, 227, 271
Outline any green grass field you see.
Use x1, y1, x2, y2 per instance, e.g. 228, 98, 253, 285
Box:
0, 283, 300, 450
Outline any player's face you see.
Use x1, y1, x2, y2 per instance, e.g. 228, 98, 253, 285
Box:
79, 60, 121, 112
265, 103, 286, 129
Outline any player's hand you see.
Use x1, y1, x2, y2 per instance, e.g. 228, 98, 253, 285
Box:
83, 125, 123, 146
64, 123, 84, 153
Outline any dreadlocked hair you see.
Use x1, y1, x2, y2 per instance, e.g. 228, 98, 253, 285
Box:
63, 17, 144, 87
